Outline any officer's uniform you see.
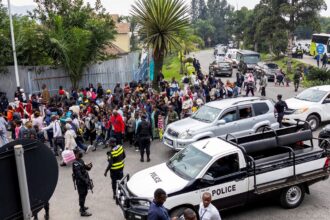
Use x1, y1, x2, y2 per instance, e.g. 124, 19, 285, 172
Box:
275, 99, 288, 128
72, 158, 92, 215
136, 118, 153, 162
105, 144, 126, 198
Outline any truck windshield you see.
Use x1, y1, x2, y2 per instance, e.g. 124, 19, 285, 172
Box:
191, 106, 222, 123
167, 146, 211, 180
295, 89, 327, 102
243, 55, 260, 64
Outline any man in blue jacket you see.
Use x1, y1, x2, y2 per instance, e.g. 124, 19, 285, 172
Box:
148, 188, 177, 220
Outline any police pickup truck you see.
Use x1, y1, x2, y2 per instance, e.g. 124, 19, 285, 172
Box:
116, 125, 330, 219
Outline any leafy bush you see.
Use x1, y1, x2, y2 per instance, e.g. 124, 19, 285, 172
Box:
306, 67, 330, 82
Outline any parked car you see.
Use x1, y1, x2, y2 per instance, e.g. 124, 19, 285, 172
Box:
255, 62, 278, 82
117, 125, 330, 219
163, 97, 279, 151
209, 61, 232, 77
283, 85, 330, 130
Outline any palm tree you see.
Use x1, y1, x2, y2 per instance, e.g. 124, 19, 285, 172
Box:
131, 0, 189, 89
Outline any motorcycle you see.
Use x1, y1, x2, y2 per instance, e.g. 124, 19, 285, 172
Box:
318, 125, 330, 148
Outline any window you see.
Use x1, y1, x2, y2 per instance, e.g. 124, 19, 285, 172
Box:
167, 146, 211, 180
239, 106, 253, 119
206, 154, 239, 179
253, 103, 269, 116
220, 109, 237, 123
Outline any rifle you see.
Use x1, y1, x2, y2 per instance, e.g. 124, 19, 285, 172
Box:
72, 173, 77, 190
87, 173, 94, 194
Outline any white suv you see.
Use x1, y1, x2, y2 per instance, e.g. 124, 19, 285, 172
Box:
163, 97, 279, 150
284, 85, 330, 130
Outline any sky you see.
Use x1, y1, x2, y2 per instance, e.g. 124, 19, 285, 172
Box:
4, 0, 330, 17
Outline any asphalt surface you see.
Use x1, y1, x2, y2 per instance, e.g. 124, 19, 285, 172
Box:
43, 49, 330, 220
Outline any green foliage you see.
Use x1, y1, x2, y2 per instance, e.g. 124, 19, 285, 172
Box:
198, 0, 208, 20
0, 3, 52, 67
131, 0, 189, 89
163, 55, 181, 81
31, 0, 116, 88
193, 19, 215, 46
319, 16, 330, 33
191, 0, 199, 23
306, 67, 330, 82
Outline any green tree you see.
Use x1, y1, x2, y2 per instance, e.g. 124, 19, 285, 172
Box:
227, 7, 253, 48
31, 0, 116, 88
193, 19, 215, 46
198, 0, 208, 20
191, 0, 199, 23
131, 0, 189, 90
280, 0, 327, 72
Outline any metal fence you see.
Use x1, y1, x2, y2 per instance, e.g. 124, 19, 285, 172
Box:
0, 52, 140, 100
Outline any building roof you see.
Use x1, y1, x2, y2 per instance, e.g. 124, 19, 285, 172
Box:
103, 43, 129, 56
116, 23, 130, 34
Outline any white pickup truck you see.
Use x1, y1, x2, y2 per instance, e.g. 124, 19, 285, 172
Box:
116, 125, 330, 220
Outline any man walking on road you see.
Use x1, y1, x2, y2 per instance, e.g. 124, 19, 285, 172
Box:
259, 73, 267, 97
293, 68, 303, 92
148, 188, 177, 220
104, 138, 125, 199
275, 94, 288, 128
322, 53, 328, 68
316, 54, 320, 68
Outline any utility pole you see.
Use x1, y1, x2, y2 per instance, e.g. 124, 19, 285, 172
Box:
7, 0, 20, 88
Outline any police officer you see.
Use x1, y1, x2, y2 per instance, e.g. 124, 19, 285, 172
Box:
136, 114, 153, 162
275, 94, 288, 128
104, 138, 126, 199
72, 149, 93, 217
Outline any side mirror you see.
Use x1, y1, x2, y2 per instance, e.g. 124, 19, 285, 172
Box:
201, 174, 215, 185
217, 119, 226, 125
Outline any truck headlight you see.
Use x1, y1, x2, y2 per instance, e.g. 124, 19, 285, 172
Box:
179, 131, 190, 139
136, 200, 150, 207
294, 108, 308, 114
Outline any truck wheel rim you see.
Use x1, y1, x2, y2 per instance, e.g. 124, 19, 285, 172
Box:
286, 186, 302, 205
308, 119, 317, 130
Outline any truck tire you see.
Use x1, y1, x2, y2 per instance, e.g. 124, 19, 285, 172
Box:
306, 115, 320, 131
280, 185, 305, 209
170, 207, 188, 219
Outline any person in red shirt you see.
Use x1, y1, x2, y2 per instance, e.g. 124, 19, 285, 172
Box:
58, 86, 65, 96
109, 110, 125, 145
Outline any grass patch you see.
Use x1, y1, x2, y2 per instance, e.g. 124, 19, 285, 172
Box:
163, 55, 181, 81
162, 54, 195, 81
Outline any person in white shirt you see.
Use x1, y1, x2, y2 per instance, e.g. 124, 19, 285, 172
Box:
42, 115, 64, 156
198, 192, 221, 220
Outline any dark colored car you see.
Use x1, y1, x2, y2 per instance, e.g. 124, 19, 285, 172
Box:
209, 61, 232, 77
255, 62, 278, 82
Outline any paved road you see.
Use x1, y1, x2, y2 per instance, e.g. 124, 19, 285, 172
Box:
45, 49, 330, 220
297, 55, 330, 69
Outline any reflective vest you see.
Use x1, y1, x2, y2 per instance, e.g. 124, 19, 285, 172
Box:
109, 145, 125, 170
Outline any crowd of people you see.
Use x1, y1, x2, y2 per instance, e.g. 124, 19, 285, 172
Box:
0, 55, 298, 219
0, 57, 262, 150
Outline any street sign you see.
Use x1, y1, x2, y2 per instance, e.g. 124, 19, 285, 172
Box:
0, 139, 58, 220
317, 44, 325, 54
